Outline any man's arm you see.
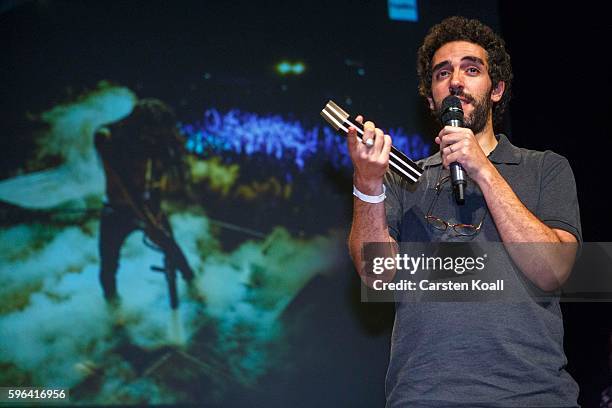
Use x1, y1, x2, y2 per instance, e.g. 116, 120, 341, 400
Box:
477, 165, 577, 291
94, 126, 135, 205
347, 117, 398, 286
438, 128, 578, 291
94, 126, 113, 158
348, 192, 399, 286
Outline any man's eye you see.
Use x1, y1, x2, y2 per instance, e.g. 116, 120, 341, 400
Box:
436, 71, 450, 79
466, 67, 480, 75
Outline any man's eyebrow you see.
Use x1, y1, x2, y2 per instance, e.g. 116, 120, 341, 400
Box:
431, 56, 486, 74
432, 60, 450, 74
462, 55, 486, 66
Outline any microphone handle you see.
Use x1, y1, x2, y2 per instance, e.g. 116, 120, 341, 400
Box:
447, 119, 466, 205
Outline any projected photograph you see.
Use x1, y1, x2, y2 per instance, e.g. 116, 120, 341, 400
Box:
1, 0, 432, 405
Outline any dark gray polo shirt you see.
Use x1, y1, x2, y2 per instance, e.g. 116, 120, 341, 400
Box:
383, 134, 582, 407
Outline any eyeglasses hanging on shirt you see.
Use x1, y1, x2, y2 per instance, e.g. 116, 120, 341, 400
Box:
424, 176, 487, 236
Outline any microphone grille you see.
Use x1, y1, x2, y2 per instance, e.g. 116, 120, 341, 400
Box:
440, 95, 464, 124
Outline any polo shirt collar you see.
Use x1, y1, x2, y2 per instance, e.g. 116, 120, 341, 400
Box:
421, 133, 522, 168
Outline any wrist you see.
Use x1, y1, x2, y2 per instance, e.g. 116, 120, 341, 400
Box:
473, 162, 497, 188
353, 184, 386, 204
353, 175, 384, 195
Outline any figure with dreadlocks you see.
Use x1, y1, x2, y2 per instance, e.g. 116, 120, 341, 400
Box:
94, 98, 195, 304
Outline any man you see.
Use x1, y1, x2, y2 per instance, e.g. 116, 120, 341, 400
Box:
347, 17, 581, 407
95, 98, 195, 303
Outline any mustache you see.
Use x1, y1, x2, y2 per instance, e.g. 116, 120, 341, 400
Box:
449, 89, 474, 104
433, 93, 474, 118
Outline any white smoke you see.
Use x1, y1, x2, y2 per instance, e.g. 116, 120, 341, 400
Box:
0, 82, 136, 209
0, 83, 339, 403
0, 212, 337, 402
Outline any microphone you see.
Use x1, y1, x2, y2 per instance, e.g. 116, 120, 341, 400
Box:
440, 95, 466, 205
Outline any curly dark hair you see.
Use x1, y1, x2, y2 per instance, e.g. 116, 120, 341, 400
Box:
120, 98, 185, 167
130, 98, 177, 129
417, 16, 512, 126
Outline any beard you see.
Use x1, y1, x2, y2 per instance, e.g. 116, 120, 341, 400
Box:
434, 88, 492, 135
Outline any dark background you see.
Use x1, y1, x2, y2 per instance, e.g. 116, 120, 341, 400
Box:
499, 2, 612, 406
1, 0, 611, 406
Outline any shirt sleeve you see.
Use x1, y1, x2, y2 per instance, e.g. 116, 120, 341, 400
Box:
536, 151, 582, 243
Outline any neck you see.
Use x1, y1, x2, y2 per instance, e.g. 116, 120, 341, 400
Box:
474, 114, 498, 156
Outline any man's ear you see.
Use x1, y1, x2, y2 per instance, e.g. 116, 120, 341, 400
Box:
427, 96, 435, 111
491, 81, 505, 102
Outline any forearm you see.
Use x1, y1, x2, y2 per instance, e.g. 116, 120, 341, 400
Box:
345, 117, 398, 286
477, 166, 577, 290
479, 167, 558, 242
349, 181, 398, 286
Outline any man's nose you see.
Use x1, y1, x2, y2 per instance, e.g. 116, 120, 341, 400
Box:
449, 70, 464, 94
449, 82, 464, 95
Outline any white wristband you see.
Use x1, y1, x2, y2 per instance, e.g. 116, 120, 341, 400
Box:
353, 184, 386, 203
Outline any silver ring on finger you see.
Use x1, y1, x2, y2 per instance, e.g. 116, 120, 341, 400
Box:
365, 137, 374, 147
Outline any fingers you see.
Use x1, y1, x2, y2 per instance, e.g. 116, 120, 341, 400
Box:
354, 115, 374, 148
381, 134, 392, 161
345, 114, 391, 184
437, 129, 473, 159
438, 126, 472, 143
438, 132, 465, 148
347, 126, 359, 153
363, 121, 376, 147
354, 116, 386, 151
443, 151, 462, 168
373, 127, 384, 153
447, 141, 469, 154
347, 125, 369, 161
439, 125, 463, 136
441, 137, 470, 167
436, 127, 493, 178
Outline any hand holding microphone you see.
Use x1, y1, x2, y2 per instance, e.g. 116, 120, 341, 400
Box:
437, 95, 494, 205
